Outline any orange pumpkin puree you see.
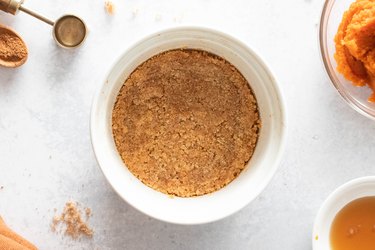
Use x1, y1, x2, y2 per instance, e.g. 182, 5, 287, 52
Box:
335, 0, 375, 102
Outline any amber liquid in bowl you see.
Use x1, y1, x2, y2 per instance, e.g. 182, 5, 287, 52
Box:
330, 196, 375, 250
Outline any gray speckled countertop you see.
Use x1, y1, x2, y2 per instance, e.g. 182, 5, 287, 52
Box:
1, 0, 375, 249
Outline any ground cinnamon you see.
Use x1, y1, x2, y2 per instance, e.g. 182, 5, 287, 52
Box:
0, 29, 27, 63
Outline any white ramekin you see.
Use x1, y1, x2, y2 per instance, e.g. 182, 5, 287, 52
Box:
313, 176, 375, 249
91, 27, 286, 224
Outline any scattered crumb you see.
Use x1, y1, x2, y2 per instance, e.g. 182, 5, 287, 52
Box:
51, 216, 59, 233
85, 208, 92, 217
104, 0, 115, 15
51, 201, 93, 239
0, 186, 3, 190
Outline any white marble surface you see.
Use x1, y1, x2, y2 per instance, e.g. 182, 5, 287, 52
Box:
1, 0, 375, 249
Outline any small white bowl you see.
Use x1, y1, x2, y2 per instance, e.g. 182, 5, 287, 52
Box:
91, 27, 286, 224
313, 176, 375, 249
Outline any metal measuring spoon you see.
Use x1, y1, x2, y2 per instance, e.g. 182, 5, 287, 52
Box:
0, 0, 87, 48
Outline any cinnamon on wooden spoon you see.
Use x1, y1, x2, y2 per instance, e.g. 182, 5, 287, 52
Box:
0, 24, 28, 68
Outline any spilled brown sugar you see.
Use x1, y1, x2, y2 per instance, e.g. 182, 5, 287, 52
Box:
51, 201, 93, 239
112, 49, 261, 197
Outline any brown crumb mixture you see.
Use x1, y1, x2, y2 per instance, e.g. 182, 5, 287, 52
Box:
51, 201, 93, 239
104, 0, 115, 15
112, 49, 261, 197
85, 207, 92, 217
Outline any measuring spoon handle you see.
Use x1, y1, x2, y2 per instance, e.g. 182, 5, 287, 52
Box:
19, 5, 54, 26
0, 0, 23, 15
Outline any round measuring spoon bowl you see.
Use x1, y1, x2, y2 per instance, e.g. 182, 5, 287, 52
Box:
53, 15, 87, 49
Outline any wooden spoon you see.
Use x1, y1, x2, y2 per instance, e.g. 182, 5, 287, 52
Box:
0, 24, 28, 68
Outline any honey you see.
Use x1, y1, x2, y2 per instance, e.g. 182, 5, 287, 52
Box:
330, 196, 375, 250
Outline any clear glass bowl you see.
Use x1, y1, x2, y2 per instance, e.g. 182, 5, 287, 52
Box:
320, 0, 375, 120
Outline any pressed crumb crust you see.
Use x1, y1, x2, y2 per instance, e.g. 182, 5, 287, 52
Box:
334, 0, 375, 100
112, 49, 261, 197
